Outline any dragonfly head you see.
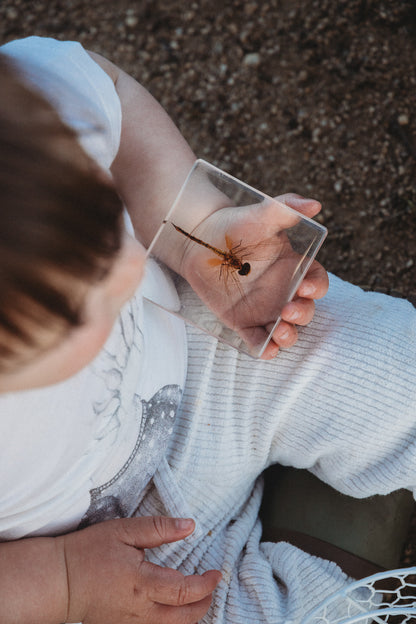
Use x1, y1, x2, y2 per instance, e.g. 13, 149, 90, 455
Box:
238, 262, 251, 276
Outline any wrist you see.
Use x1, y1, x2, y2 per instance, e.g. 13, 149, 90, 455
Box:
54, 536, 72, 623
54, 533, 89, 624
0, 536, 69, 624
147, 171, 233, 278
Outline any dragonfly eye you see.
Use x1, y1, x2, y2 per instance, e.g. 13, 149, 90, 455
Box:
238, 263, 251, 276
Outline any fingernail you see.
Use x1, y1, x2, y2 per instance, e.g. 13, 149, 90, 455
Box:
175, 518, 194, 531
293, 195, 319, 205
276, 325, 290, 340
299, 283, 315, 296
283, 303, 300, 322
268, 343, 280, 358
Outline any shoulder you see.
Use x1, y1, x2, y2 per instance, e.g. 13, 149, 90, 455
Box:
0, 36, 116, 99
87, 50, 119, 85
1, 37, 120, 90
1, 37, 122, 170
0, 36, 87, 75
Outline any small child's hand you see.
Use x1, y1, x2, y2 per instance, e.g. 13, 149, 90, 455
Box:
172, 192, 328, 359
57, 516, 221, 624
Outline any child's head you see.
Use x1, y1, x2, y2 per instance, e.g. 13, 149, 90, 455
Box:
0, 55, 145, 392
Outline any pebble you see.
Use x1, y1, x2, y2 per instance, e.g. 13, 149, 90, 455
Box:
125, 15, 138, 28
243, 53, 261, 67
6, 7, 18, 19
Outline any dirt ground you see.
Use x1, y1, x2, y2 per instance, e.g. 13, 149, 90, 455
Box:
1, 0, 416, 565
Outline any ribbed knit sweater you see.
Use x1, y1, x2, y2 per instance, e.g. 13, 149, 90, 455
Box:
138, 273, 416, 623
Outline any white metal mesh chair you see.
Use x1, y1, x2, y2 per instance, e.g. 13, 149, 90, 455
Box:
302, 566, 416, 624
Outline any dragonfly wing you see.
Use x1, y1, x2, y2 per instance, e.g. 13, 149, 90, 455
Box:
225, 233, 236, 251
207, 257, 223, 267
233, 236, 284, 263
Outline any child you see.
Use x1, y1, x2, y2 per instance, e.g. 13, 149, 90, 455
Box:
0, 36, 415, 624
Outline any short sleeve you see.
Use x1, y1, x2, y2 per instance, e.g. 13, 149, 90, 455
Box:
0, 36, 122, 170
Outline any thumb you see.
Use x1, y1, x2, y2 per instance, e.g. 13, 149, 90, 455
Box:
115, 516, 196, 549
275, 193, 322, 218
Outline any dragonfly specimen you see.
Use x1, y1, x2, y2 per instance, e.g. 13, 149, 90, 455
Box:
148, 161, 326, 357
164, 220, 254, 278
161, 217, 319, 357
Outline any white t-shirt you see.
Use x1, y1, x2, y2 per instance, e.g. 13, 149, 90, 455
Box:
0, 37, 187, 539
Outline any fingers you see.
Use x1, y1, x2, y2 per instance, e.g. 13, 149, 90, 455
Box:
264, 270, 326, 354
281, 298, 315, 327
276, 192, 322, 218
116, 516, 196, 549
253, 193, 322, 237
272, 320, 298, 349
296, 260, 329, 300
157, 594, 214, 624
264, 313, 304, 356
141, 563, 221, 624
274, 264, 328, 347
144, 562, 221, 606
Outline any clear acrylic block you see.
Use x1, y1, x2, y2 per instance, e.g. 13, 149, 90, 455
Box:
145, 159, 327, 358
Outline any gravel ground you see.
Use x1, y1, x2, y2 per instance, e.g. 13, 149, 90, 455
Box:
1, 0, 415, 565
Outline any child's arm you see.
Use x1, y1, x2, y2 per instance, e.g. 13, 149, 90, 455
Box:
0, 535, 68, 623
89, 52, 328, 356
0, 517, 221, 624
87, 52, 196, 260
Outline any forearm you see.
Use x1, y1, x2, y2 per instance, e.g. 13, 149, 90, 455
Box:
89, 52, 230, 272
110, 68, 196, 248
0, 537, 68, 624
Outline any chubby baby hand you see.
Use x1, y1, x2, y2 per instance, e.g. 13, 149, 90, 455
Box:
57, 516, 221, 624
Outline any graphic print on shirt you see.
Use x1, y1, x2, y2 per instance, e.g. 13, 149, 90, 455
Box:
79, 384, 182, 528
75, 292, 183, 528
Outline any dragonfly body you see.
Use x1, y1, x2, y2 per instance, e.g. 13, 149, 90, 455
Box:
167, 222, 251, 276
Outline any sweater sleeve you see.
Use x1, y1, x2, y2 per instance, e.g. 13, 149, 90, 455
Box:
0, 36, 122, 171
